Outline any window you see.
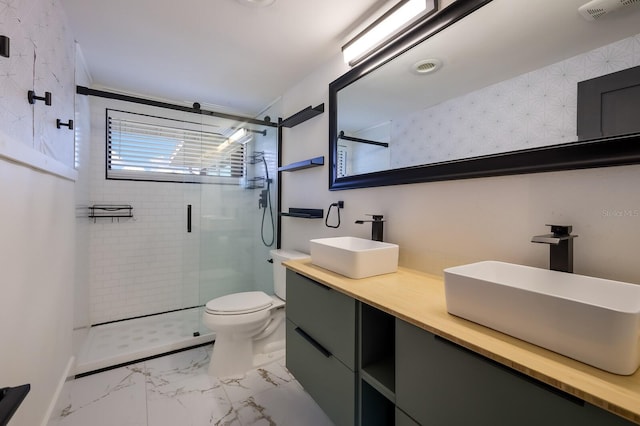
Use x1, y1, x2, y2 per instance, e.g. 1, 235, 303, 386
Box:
106, 109, 247, 183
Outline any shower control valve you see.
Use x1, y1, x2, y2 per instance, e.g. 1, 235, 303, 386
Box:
259, 190, 269, 209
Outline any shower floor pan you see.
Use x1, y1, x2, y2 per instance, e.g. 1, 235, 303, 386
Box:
74, 307, 214, 376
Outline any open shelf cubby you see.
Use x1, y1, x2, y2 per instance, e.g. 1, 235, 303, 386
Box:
361, 380, 395, 426
360, 303, 395, 400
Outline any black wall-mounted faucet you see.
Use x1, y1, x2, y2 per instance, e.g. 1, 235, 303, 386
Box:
356, 214, 385, 242
531, 224, 578, 273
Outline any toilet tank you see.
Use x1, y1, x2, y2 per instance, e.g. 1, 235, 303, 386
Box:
270, 249, 309, 300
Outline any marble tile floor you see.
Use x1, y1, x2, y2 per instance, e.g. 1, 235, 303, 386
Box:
49, 346, 335, 426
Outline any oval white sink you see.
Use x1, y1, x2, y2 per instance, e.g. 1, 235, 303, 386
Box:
310, 236, 399, 279
444, 261, 640, 375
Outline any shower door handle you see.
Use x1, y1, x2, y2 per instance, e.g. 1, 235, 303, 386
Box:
187, 204, 192, 233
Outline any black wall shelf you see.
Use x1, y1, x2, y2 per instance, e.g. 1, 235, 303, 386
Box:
278, 156, 324, 172
279, 104, 324, 128
279, 208, 324, 219
338, 131, 389, 148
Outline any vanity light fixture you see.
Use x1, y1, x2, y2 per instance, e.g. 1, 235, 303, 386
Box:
342, 0, 438, 66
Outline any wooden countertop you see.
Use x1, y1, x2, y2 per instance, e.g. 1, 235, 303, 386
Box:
284, 259, 640, 425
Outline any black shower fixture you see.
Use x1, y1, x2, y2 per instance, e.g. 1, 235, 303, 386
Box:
0, 35, 9, 58
56, 119, 74, 130
28, 90, 52, 105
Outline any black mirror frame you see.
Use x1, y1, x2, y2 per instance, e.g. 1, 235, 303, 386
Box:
328, 0, 640, 191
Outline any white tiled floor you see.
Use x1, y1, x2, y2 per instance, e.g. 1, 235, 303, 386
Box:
49, 346, 334, 426
75, 308, 214, 375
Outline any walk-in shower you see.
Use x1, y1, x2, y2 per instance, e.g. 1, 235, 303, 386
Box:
74, 91, 280, 375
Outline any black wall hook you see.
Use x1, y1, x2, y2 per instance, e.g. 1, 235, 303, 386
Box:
28, 90, 52, 105
56, 119, 74, 130
0, 35, 9, 58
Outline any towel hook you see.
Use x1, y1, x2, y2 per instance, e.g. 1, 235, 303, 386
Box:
27, 90, 52, 106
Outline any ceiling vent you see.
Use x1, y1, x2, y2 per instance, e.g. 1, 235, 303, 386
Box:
412, 59, 442, 75
578, 0, 640, 21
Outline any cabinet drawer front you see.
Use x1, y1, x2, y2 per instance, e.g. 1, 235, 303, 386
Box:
286, 270, 357, 368
395, 319, 632, 426
286, 319, 356, 426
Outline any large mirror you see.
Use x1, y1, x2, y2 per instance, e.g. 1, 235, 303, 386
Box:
329, 0, 640, 190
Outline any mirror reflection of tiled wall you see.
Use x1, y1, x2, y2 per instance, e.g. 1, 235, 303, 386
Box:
387, 34, 640, 169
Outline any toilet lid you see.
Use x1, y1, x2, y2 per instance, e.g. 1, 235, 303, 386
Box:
205, 291, 273, 315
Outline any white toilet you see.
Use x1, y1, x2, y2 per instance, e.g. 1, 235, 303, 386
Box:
202, 249, 309, 377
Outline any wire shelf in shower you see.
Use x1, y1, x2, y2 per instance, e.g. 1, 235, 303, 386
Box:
245, 176, 266, 189
248, 151, 265, 165
89, 204, 134, 222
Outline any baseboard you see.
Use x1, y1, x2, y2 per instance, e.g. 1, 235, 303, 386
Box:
40, 355, 75, 426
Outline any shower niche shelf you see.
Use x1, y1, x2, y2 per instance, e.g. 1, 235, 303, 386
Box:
89, 204, 134, 222
279, 104, 324, 128
279, 208, 323, 219
248, 151, 266, 164
245, 176, 266, 189
278, 156, 324, 172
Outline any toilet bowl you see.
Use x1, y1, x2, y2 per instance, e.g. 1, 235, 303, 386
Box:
202, 249, 309, 377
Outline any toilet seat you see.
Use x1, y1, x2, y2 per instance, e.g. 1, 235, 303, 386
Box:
205, 291, 273, 315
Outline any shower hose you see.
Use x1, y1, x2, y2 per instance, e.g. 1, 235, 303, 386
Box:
261, 156, 275, 246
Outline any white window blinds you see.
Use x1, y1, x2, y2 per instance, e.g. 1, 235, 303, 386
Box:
106, 109, 245, 184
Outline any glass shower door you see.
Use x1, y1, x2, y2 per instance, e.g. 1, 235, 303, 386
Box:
193, 117, 278, 335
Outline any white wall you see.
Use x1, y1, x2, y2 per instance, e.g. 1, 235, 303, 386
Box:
0, 161, 76, 426
0, 1, 85, 425
280, 52, 640, 286
0, 0, 75, 167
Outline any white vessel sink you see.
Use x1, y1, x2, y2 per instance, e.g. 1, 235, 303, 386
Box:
444, 261, 640, 375
309, 236, 399, 279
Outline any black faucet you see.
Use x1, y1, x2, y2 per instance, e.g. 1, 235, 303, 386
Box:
531, 224, 578, 273
355, 214, 385, 242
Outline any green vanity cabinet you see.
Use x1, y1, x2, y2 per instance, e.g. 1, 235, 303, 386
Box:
285, 267, 636, 426
395, 319, 634, 426
285, 270, 358, 426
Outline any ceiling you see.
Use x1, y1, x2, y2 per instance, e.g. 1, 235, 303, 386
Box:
60, 0, 388, 116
